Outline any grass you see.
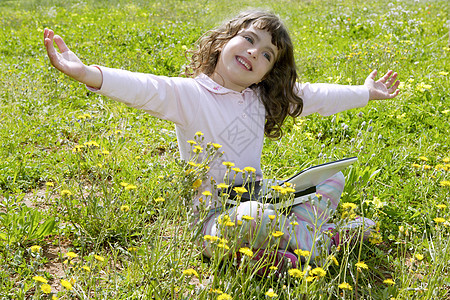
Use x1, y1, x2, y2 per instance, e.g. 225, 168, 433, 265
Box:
0, 0, 449, 299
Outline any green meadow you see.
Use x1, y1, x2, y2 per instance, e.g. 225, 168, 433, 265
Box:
0, 0, 449, 298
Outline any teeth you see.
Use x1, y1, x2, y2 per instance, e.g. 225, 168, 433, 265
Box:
237, 57, 251, 70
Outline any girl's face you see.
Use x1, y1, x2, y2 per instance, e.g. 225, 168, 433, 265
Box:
211, 24, 278, 92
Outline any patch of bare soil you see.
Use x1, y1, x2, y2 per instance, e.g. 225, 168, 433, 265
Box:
20, 188, 73, 292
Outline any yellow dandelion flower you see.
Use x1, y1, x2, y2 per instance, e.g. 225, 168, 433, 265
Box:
269, 266, 278, 271
125, 184, 137, 190
222, 161, 235, 168
290, 221, 299, 226
434, 217, 445, 224
242, 215, 254, 221
84, 141, 99, 147
239, 247, 253, 257
271, 185, 283, 192
423, 165, 432, 170
217, 293, 232, 300
232, 167, 243, 173
120, 182, 129, 187
284, 182, 292, 187
30, 245, 41, 252
45, 182, 54, 187
439, 71, 449, 76
272, 231, 284, 238
412, 163, 421, 168
218, 214, 231, 225
305, 276, 315, 282
311, 267, 326, 277
243, 166, 256, 173
33, 276, 48, 283
193, 145, 203, 153
294, 249, 311, 257
203, 235, 219, 242
233, 186, 248, 194
192, 179, 202, 189
101, 149, 110, 155
218, 238, 228, 244
66, 251, 78, 259
41, 283, 52, 294
414, 254, 424, 261
356, 261, 368, 271
188, 162, 198, 168
419, 156, 428, 161
154, 197, 165, 202
225, 221, 235, 227
210, 288, 223, 294
265, 289, 277, 298
212, 143, 222, 149
195, 131, 204, 136
72, 145, 84, 153
120, 205, 130, 212
288, 268, 304, 278
61, 279, 73, 290
284, 187, 295, 193
443, 157, 450, 163
383, 278, 395, 285
237, 220, 243, 226
182, 268, 199, 277
52, 296, 58, 300
440, 180, 450, 187
81, 265, 91, 272
436, 204, 447, 209
369, 231, 383, 244
202, 191, 212, 197
342, 202, 357, 210
332, 255, 339, 266
187, 140, 197, 145
217, 243, 230, 250
338, 282, 352, 290
94, 255, 105, 262
128, 247, 137, 252
217, 183, 230, 189
60, 189, 72, 197
268, 215, 276, 220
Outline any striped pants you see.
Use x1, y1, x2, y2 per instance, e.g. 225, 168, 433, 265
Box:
197, 172, 345, 263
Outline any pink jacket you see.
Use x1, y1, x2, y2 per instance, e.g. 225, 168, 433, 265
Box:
89, 66, 369, 210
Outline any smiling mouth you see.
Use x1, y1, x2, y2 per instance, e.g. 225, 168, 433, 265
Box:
236, 56, 252, 71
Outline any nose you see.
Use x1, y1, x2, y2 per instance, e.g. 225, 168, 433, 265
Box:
247, 48, 258, 59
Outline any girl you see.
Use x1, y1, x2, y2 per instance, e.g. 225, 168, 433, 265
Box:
44, 10, 399, 270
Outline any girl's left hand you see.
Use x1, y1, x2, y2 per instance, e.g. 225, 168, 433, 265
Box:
364, 69, 400, 100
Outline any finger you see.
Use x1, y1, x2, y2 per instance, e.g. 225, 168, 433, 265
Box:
386, 72, 398, 87
44, 33, 60, 66
389, 89, 400, 99
367, 69, 378, 80
388, 80, 400, 93
378, 70, 393, 83
54, 35, 70, 53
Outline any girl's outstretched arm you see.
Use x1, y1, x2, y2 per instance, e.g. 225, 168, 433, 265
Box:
44, 28, 103, 89
364, 69, 400, 101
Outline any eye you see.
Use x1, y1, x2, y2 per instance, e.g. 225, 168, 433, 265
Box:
263, 52, 272, 61
243, 36, 254, 44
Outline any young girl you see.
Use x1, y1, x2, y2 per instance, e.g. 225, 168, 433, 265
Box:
44, 10, 399, 270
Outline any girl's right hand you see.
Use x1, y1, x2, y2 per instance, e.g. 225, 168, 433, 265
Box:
44, 28, 102, 89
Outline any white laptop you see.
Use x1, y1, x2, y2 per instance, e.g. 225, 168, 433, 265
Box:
225, 157, 357, 209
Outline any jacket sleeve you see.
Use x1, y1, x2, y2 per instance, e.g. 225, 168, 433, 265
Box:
296, 82, 369, 117
86, 66, 200, 127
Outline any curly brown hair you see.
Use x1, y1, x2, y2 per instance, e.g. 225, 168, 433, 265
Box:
187, 10, 303, 139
